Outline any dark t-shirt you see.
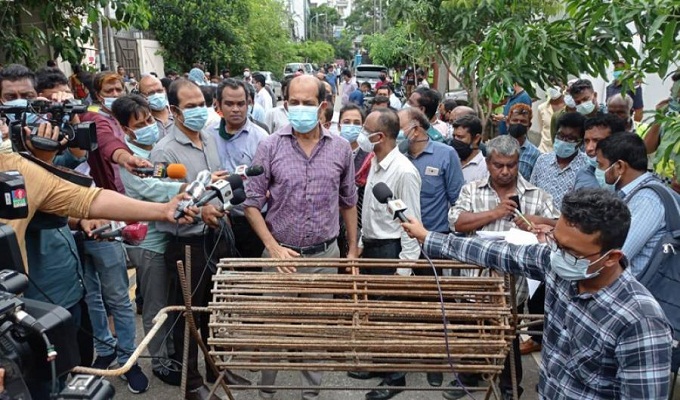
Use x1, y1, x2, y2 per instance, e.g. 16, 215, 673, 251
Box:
80, 111, 131, 193
606, 83, 643, 110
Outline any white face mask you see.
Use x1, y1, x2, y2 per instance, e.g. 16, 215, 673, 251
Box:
356, 129, 380, 153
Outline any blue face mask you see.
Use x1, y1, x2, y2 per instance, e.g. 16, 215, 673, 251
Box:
588, 156, 598, 168
181, 106, 208, 132
612, 70, 622, 80
101, 97, 117, 110
594, 167, 615, 191
288, 105, 320, 134
132, 123, 159, 146
550, 248, 607, 281
553, 138, 579, 159
340, 124, 361, 142
147, 93, 168, 111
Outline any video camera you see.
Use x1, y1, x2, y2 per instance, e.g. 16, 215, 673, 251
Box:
0, 99, 98, 153
0, 172, 113, 399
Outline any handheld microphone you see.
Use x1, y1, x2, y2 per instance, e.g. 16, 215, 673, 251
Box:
92, 222, 148, 245
174, 170, 212, 219
194, 174, 243, 207
233, 164, 264, 179
223, 188, 247, 212
372, 182, 409, 223
133, 163, 187, 179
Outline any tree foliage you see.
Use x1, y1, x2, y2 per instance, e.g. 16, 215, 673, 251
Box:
345, 0, 394, 35
363, 24, 431, 67
0, 0, 150, 68
308, 5, 342, 41
293, 41, 335, 65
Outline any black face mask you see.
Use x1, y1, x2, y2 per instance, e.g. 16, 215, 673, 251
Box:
380, 76, 386, 81
508, 123, 528, 138
452, 139, 473, 160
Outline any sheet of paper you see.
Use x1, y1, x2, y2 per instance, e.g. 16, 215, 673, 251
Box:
504, 227, 539, 245
527, 279, 541, 299
476, 231, 507, 240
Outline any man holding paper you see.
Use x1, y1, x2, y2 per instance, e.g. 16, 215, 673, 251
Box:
444, 135, 559, 399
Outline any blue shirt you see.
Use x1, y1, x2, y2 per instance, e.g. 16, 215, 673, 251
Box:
530, 151, 589, 210
406, 140, 464, 233
573, 164, 600, 190
251, 103, 266, 124
519, 140, 540, 181
325, 73, 337, 94
500, 90, 532, 135
24, 149, 87, 309
620, 173, 668, 277
348, 89, 364, 106
424, 233, 672, 400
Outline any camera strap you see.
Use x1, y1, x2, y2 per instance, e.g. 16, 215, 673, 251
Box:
18, 152, 93, 188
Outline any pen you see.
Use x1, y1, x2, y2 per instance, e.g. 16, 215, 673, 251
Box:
514, 209, 534, 230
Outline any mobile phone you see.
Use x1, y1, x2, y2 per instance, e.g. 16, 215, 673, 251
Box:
509, 195, 521, 214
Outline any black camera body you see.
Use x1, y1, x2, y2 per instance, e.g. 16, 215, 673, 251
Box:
0, 100, 98, 153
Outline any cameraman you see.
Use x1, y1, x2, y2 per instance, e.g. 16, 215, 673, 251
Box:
0, 64, 38, 154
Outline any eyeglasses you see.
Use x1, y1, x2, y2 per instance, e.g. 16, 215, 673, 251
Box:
545, 231, 602, 266
555, 131, 581, 144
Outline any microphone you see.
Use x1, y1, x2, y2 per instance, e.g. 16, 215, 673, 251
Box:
133, 163, 187, 179
166, 164, 188, 180
372, 182, 409, 223
194, 174, 243, 208
223, 188, 247, 212
92, 222, 148, 245
174, 170, 212, 219
233, 164, 264, 179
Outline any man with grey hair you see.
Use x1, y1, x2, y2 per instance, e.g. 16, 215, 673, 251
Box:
443, 134, 559, 399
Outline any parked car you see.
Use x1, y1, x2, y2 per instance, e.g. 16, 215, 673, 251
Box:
354, 64, 387, 90
255, 71, 282, 100
283, 63, 313, 78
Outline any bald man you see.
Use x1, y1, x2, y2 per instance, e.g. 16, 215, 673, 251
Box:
447, 105, 476, 125
244, 75, 358, 400
139, 74, 173, 138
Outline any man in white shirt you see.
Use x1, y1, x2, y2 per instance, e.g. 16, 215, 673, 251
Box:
451, 115, 488, 183
252, 73, 273, 114
375, 85, 402, 110
351, 107, 421, 400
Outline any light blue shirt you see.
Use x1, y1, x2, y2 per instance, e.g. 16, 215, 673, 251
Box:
251, 103, 266, 124
530, 151, 589, 210
406, 140, 464, 233
620, 173, 667, 277
120, 138, 184, 254
519, 140, 540, 181
574, 164, 600, 190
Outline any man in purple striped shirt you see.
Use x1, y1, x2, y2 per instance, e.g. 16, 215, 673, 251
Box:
244, 75, 358, 400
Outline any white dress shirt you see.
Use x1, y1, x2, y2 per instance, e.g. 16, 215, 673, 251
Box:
361, 146, 422, 272
255, 88, 273, 114
461, 150, 489, 183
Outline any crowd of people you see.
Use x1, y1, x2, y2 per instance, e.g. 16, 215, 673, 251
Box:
0, 58, 678, 400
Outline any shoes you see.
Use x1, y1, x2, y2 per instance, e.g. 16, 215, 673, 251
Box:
91, 352, 117, 369
122, 364, 150, 394
442, 380, 476, 400
186, 385, 224, 400
427, 372, 443, 387
347, 371, 382, 380
153, 365, 181, 386
519, 338, 542, 355
365, 377, 406, 400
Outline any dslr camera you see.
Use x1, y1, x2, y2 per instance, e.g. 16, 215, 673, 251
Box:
0, 100, 98, 153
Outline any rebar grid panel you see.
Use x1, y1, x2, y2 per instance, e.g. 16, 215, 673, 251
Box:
208, 258, 513, 375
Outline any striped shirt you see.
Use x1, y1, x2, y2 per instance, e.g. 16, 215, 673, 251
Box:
424, 233, 672, 400
244, 125, 357, 247
530, 151, 589, 210
519, 140, 541, 181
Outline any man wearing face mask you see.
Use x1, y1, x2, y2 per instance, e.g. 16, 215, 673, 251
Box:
531, 112, 589, 209
244, 75, 358, 400
111, 94, 186, 387
537, 85, 565, 153
151, 78, 233, 399
451, 114, 488, 183
403, 188, 672, 400
606, 60, 644, 122
573, 114, 626, 191
139, 74, 173, 138
549, 79, 598, 142
506, 104, 541, 180
492, 82, 532, 136
351, 107, 421, 400
595, 133, 678, 278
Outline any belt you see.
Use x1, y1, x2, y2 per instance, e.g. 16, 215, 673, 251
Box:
280, 237, 336, 256
362, 238, 400, 247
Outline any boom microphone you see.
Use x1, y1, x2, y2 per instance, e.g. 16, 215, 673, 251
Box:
372, 182, 409, 223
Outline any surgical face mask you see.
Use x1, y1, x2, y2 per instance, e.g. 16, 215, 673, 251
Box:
564, 94, 576, 108
340, 124, 361, 142
243, 71, 251, 78
288, 105, 320, 134
507, 123, 528, 139
356, 129, 380, 153
612, 70, 622, 80
147, 93, 168, 111
598, 162, 622, 189
181, 106, 208, 132
553, 138, 579, 159
576, 100, 596, 115
550, 248, 607, 281
2, 99, 37, 123
594, 167, 615, 191
101, 97, 117, 110
546, 86, 562, 100
452, 138, 473, 160
132, 123, 159, 146
247, 104, 253, 115
588, 156, 598, 168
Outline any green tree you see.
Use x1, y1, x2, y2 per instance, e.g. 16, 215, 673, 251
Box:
244, 0, 297, 76
363, 24, 431, 68
0, 0, 150, 68
308, 5, 341, 41
294, 41, 335, 65
345, 0, 393, 35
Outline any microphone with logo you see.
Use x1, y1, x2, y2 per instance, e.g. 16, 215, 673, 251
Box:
372, 182, 409, 223
193, 174, 244, 208
133, 163, 187, 179
231, 164, 264, 180
173, 170, 212, 220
